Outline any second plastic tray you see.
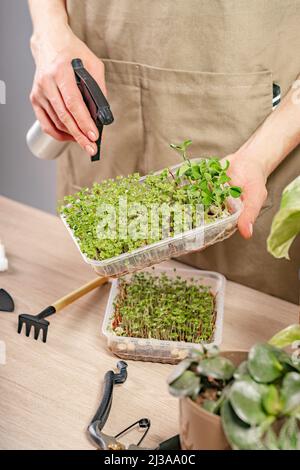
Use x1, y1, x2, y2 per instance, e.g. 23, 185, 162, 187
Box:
102, 266, 225, 364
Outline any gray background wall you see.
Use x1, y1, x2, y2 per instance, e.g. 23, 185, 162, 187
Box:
0, 0, 56, 213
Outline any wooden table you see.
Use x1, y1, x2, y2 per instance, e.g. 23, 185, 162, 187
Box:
0, 196, 298, 450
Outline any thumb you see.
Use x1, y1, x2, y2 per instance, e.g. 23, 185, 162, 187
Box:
238, 186, 267, 239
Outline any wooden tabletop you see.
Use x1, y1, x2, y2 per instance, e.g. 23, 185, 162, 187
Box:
0, 196, 298, 450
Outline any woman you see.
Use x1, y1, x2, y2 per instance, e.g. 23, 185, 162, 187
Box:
28, 0, 300, 303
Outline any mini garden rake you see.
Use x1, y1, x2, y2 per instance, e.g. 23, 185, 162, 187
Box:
18, 276, 109, 343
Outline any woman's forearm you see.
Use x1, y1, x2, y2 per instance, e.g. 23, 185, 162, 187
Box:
237, 79, 300, 179
28, 0, 69, 38
28, 0, 106, 155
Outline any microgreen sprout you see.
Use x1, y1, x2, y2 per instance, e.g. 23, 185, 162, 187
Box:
60, 141, 242, 261
110, 269, 216, 343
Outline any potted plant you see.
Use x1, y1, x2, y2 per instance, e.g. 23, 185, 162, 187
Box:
167, 174, 300, 450
168, 326, 300, 450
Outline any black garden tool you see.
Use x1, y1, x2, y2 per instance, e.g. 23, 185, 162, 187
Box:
0, 288, 14, 312
72, 58, 114, 162
18, 276, 109, 343
88, 361, 151, 450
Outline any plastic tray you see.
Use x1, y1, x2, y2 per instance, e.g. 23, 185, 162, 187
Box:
102, 266, 225, 364
61, 160, 242, 277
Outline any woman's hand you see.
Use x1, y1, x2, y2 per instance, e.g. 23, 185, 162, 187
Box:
225, 152, 268, 239
30, 25, 106, 157
224, 77, 300, 240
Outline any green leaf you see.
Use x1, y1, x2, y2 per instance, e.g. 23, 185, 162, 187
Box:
267, 175, 300, 259
219, 172, 231, 184
269, 324, 300, 348
222, 160, 230, 171
200, 180, 208, 191
264, 427, 280, 450
191, 165, 201, 179
281, 372, 300, 415
197, 356, 235, 381
221, 400, 267, 450
208, 159, 222, 173
168, 370, 200, 398
229, 186, 242, 198
201, 193, 213, 206
273, 347, 300, 373
202, 400, 218, 413
277, 416, 300, 450
177, 162, 191, 177
167, 358, 194, 385
205, 344, 220, 358
248, 344, 284, 383
204, 172, 212, 181
262, 385, 282, 416
183, 139, 192, 149
229, 378, 268, 426
233, 361, 249, 380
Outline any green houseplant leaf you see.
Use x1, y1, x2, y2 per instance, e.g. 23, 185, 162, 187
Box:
281, 372, 300, 415
228, 377, 268, 426
233, 361, 249, 380
262, 384, 283, 416
248, 344, 284, 383
221, 399, 272, 450
196, 356, 235, 381
267, 176, 300, 259
167, 358, 195, 385
277, 416, 300, 450
269, 324, 300, 348
168, 370, 200, 398
264, 426, 280, 450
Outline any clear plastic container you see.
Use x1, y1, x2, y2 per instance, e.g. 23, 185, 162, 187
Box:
61, 160, 242, 277
102, 266, 225, 364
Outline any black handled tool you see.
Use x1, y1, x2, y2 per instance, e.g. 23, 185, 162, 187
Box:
88, 361, 151, 450
71, 58, 114, 162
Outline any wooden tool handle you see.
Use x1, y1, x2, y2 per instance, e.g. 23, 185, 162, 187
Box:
53, 276, 109, 312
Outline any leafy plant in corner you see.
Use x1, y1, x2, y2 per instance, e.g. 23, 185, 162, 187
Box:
267, 175, 300, 259
168, 325, 300, 450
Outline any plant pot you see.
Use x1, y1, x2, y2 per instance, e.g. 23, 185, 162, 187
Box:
179, 350, 248, 450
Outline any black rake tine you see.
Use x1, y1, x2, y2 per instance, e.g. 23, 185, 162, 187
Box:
34, 326, 41, 341
25, 322, 32, 337
42, 327, 48, 343
18, 313, 51, 343
17, 317, 23, 334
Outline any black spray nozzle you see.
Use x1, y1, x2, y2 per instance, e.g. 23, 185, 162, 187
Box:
71, 58, 114, 161
71, 58, 84, 69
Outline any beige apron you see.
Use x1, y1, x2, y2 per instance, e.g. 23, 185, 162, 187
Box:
61, 0, 300, 303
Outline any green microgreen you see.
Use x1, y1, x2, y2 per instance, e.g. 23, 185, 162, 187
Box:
59, 140, 242, 261
110, 269, 216, 343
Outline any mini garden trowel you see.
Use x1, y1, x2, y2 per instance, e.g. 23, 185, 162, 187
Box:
0, 289, 14, 312
18, 276, 109, 343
